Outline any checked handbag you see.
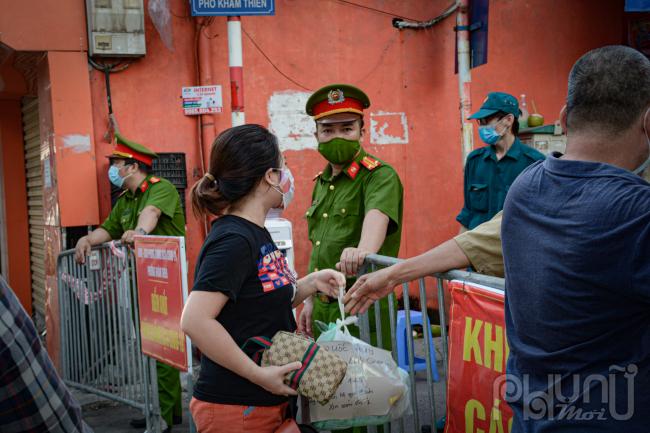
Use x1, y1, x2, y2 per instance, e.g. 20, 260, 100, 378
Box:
244, 331, 348, 405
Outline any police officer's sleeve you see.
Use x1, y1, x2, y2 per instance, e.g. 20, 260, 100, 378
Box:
456, 158, 472, 228
363, 166, 403, 235
100, 203, 124, 239
453, 211, 504, 277
192, 233, 254, 301
142, 182, 179, 219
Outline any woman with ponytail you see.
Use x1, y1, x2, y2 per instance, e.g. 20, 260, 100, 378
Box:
181, 124, 344, 433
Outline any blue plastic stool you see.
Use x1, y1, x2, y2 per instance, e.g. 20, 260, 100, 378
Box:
396, 309, 440, 381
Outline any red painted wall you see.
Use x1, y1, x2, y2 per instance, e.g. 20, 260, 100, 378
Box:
81, 0, 623, 288
86, 0, 627, 286
0, 0, 88, 52
0, 0, 626, 309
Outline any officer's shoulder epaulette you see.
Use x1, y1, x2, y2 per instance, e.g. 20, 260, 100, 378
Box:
149, 176, 161, 184
360, 155, 382, 171
522, 145, 545, 160
466, 147, 486, 160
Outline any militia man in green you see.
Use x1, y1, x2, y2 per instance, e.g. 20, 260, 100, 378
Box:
298, 84, 403, 353
74, 133, 184, 433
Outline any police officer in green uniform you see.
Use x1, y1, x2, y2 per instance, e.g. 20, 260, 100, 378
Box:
74, 133, 184, 433
298, 84, 403, 353
457, 92, 545, 231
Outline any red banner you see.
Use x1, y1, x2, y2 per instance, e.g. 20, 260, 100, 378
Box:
134, 236, 190, 371
445, 280, 512, 433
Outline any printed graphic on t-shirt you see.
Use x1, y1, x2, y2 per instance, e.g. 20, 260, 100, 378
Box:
257, 243, 295, 292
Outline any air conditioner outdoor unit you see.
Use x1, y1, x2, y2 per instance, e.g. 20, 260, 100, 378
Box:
86, 0, 146, 57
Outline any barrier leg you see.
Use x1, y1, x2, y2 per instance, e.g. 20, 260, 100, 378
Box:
401, 283, 420, 433
187, 372, 197, 433
419, 278, 436, 431
146, 356, 162, 433
436, 278, 449, 412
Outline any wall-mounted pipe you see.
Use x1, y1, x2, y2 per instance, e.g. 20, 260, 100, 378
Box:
197, 17, 217, 171
228, 16, 245, 127
456, 0, 474, 166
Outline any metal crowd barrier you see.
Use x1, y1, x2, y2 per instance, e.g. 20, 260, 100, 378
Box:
57, 243, 163, 433
357, 254, 505, 433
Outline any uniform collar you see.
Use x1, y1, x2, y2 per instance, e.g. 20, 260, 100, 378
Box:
484, 137, 522, 161
320, 147, 367, 181
124, 174, 153, 197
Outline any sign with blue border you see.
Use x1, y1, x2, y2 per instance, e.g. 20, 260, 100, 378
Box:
191, 0, 275, 16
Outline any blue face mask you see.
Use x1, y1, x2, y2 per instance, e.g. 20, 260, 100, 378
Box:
108, 165, 130, 188
478, 126, 501, 145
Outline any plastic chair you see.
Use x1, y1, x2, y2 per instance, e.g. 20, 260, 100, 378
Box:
396, 309, 440, 381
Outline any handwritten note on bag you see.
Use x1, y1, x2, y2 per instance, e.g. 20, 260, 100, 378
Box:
309, 340, 407, 421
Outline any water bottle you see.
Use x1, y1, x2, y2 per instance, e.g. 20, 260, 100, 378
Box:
519, 94, 530, 128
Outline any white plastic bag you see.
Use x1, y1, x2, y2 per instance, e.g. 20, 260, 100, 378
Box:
309, 288, 411, 429
148, 0, 174, 51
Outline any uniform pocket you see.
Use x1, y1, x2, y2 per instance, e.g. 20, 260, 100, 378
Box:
469, 183, 489, 212
327, 199, 361, 242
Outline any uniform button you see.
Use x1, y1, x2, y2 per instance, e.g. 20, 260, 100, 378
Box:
315, 241, 321, 246
341, 208, 346, 214
323, 213, 328, 218
329, 185, 335, 191
305, 211, 309, 216
314, 267, 319, 272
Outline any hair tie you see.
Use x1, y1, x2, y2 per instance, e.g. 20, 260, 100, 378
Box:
204, 172, 218, 188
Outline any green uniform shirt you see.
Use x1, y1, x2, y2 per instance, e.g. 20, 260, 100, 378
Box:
101, 175, 186, 237
456, 138, 545, 230
306, 148, 403, 277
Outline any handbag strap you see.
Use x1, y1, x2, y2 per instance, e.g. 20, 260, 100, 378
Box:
287, 341, 320, 390
241, 336, 273, 364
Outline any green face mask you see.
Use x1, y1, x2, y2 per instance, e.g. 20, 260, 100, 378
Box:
318, 137, 361, 165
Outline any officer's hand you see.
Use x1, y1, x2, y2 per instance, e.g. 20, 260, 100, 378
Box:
74, 237, 92, 264
336, 247, 370, 276
344, 267, 394, 315
121, 230, 137, 245
311, 269, 346, 298
297, 298, 313, 337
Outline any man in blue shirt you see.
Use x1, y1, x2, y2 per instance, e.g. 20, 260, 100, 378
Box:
457, 92, 545, 230
502, 45, 650, 432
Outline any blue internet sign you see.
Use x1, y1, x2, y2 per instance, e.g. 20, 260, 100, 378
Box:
191, 0, 275, 16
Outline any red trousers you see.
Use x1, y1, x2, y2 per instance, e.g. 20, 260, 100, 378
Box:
190, 397, 288, 433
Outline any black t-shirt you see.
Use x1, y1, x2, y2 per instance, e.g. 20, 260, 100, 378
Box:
192, 215, 297, 406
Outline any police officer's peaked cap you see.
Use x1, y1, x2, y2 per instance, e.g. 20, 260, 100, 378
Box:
305, 84, 370, 122
107, 132, 158, 166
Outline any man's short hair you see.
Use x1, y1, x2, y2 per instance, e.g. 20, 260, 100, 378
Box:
566, 45, 650, 135
109, 157, 152, 174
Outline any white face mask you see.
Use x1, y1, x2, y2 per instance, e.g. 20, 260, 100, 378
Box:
632, 108, 650, 176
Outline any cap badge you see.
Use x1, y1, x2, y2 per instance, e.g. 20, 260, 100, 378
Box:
328, 89, 345, 105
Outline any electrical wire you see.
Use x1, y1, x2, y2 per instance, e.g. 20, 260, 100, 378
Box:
393, 0, 458, 29
335, 0, 421, 21
354, 33, 399, 84
241, 26, 312, 91
88, 58, 133, 73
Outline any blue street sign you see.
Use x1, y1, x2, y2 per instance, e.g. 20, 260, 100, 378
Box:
191, 0, 275, 16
